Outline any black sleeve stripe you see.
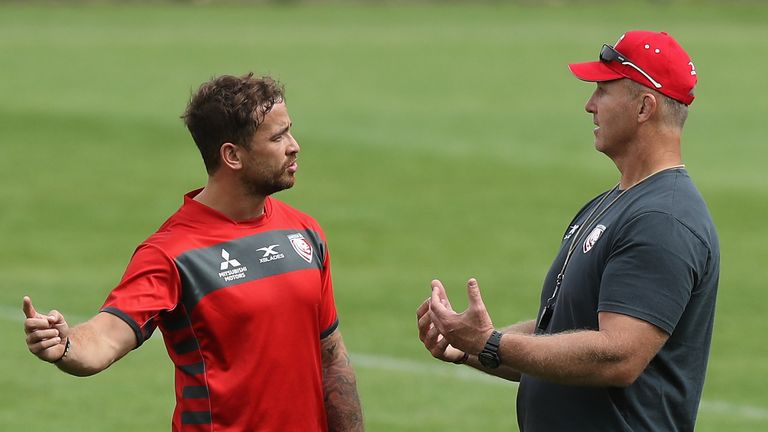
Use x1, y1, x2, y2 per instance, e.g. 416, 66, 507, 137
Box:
173, 337, 200, 355
182, 385, 210, 399
320, 319, 339, 339
178, 362, 205, 376
181, 411, 212, 425
101, 307, 145, 348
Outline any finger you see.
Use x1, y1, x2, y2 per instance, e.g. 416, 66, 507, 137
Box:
428, 296, 456, 333
430, 286, 448, 318
466, 278, 487, 311
416, 298, 430, 319
27, 328, 60, 344
24, 317, 52, 334
417, 311, 434, 341
430, 337, 451, 359
22, 296, 39, 319
47, 311, 69, 337
424, 323, 441, 349
433, 333, 450, 354
431, 280, 454, 311
47, 310, 66, 326
430, 280, 456, 314
28, 336, 62, 355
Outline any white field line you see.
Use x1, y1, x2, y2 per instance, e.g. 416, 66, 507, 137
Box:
351, 353, 768, 421
3, 304, 767, 421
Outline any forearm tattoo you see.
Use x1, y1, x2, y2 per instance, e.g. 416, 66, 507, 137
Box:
322, 335, 364, 431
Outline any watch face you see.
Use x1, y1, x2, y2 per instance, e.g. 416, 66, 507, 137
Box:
479, 352, 500, 369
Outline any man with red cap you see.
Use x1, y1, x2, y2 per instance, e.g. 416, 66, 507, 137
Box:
417, 30, 719, 431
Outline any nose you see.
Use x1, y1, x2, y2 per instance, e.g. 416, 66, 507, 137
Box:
287, 133, 300, 154
585, 94, 596, 115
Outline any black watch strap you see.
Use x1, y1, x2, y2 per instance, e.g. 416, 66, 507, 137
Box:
478, 330, 503, 368
484, 330, 502, 352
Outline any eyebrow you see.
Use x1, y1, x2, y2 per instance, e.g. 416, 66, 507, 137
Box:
269, 123, 291, 141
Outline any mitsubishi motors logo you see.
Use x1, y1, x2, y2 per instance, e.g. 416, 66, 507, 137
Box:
220, 249, 241, 270
218, 249, 247, 282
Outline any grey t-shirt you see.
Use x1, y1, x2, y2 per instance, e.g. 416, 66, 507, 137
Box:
517, 169, 720, 432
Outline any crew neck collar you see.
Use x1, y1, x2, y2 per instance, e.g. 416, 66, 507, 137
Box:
182, 188, 271, 227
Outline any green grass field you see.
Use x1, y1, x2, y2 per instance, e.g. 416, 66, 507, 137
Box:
1, 2, 767, 430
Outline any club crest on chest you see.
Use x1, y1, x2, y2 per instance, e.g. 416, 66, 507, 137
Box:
583, 224, 607, 253
288, 233, 314, 263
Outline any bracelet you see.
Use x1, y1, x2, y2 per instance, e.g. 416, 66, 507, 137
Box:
452, 352, 469, 365
53, 338, 71, 364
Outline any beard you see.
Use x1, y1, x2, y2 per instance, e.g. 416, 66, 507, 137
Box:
239, 164, 295, 197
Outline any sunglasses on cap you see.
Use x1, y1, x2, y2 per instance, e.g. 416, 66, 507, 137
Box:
599, 44, 662, 89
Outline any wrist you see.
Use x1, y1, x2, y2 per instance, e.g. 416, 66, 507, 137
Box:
452, 352, 469, 365
473, 329, 496, 355
52, 337, 71, 364
478, 330, 503, 369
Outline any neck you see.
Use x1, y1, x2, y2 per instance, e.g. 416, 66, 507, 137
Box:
194, 176, 267, 221
612, 129, 683, 189
616, 157, 684, 190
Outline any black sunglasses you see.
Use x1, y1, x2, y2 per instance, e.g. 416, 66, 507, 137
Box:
599, 44, 662, 89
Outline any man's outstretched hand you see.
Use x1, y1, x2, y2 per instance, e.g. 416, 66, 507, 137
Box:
428, 278, 495, 355
23, 296, 69, 362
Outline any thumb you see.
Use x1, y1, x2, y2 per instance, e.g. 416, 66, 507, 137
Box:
466, 278, 486, 310
22, 296, 39, 319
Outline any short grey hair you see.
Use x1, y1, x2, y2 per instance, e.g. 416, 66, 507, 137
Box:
625, 80, 689, 129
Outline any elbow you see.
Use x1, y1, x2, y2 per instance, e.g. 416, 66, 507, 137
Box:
71, 369, 100, 378
55, 363, 103, 377
589, 343, 649, 387
603, 363, 644, 388
609, 373, 639, 389
55, 357, 116, 377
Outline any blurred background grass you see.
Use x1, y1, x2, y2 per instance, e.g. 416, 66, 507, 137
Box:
1, 1, 766, 430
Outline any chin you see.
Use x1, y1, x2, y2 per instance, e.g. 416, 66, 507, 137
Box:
594, 139, 610, 154
273, 180, 296, 194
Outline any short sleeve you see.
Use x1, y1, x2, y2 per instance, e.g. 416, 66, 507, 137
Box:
101, 243, 181, 346
599, 212, 707, 334
318, 240, 338, 339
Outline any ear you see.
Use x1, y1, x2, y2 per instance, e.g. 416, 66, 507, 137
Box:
637, 93, 658, 123
219, 142, 243, 170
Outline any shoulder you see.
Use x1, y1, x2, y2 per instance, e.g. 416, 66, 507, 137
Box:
134, 206, 201, 259
267, 197, 332, 264
268, 197, 325, 232
611, 209, 716, 279
621, 170, 718, 249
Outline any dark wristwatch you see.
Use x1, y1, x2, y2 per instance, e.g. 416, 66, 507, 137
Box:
478, 330, 503, 369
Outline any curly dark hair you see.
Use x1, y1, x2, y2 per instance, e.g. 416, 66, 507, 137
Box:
182, 73, 285, 174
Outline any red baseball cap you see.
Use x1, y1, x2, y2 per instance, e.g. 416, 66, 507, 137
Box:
568, 30, 697, 105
